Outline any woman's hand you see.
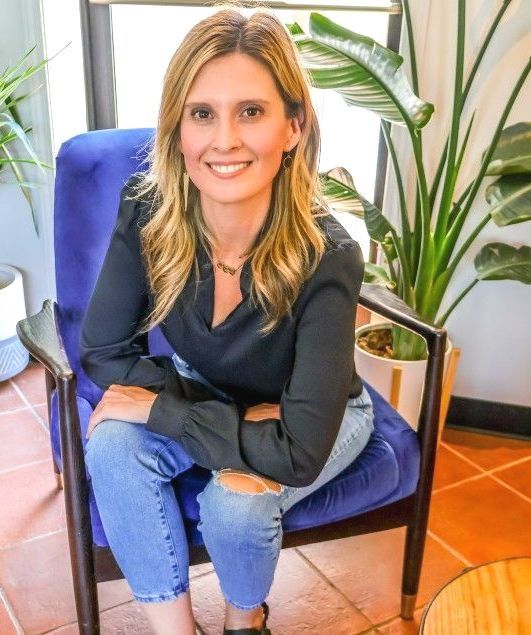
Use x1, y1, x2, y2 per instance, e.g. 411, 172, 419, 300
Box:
243, 402, 281, 422
86, 384, 158, 440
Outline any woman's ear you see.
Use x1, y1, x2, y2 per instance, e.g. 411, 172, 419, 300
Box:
285, 110, 303, 152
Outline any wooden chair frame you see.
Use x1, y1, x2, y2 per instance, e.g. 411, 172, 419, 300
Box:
16, 283, 446, 634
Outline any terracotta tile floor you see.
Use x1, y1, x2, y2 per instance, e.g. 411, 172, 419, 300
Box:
1, 361, 529, 634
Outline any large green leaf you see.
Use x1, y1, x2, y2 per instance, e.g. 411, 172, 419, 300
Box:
288, 14, 433, 128
475, 242, 531, 283
363, 263, 394, 287
320, 167, 364, 216
485, 122, 531, 175
486, 174, 531, 226
320, 167, 394, 241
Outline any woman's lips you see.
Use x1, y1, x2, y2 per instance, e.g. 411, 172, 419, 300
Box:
206, 161, 252, 179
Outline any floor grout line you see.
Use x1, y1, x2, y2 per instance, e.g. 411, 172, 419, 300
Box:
0, 528, 66, 553
488, 473, 531, 504
0, 458, 50, 477
440, 440, 531, 475
432, 471, 494, 494
425, 529, 473, 568
8, 380, 49, 434
293, 546, 387, 628
433, 444, 531, 502
438, 441, 490, 473
0, 405, 37, 418
0, 585, 25, 635
489, 455, 531, 473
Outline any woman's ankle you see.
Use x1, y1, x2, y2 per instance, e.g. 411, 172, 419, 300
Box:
224, 602, 265, 630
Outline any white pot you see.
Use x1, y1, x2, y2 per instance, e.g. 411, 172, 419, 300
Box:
0, 264, 29, 381
354, 322, 453, 431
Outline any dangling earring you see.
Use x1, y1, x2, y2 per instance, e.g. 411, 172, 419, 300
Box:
182, 171, 189, 210
282, 150, 293, 170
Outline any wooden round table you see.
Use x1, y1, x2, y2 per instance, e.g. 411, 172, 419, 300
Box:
419, 557, 531, 634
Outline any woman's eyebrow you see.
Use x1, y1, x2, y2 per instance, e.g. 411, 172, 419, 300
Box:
184, 99, 271, 109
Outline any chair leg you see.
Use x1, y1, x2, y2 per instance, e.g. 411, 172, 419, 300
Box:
44, 367, 63, 489
57, 377, 101, 633
71, 556, 100, 635
400, 520, 427, 620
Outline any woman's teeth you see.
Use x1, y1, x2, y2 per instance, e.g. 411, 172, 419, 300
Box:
209, 162, 251, 174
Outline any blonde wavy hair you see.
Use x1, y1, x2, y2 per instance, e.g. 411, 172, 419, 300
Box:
129, 2, 332, 336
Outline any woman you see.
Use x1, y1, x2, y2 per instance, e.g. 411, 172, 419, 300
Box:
80, 7, 374, 635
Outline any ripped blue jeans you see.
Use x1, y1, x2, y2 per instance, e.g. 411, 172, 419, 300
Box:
84, 352, 374, 609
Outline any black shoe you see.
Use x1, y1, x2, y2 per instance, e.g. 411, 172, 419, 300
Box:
223, 601, 271, 634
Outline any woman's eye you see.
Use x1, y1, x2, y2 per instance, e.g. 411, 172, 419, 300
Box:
243, 106, 262, 118
190, 106, 262, 121
191, 109, 210, 120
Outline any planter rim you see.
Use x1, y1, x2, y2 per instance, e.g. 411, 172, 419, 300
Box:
0, 264, 19, 292
354, 321, 452, 364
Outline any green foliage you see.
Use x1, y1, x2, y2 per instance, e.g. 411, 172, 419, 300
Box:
1, 45, 61, 236
288, 4, 530, 359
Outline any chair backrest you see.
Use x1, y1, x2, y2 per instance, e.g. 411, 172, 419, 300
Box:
54, 128, 172, 406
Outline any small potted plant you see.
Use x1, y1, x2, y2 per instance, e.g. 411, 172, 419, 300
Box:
0, 45, 55, 380
289, 4, 530, 429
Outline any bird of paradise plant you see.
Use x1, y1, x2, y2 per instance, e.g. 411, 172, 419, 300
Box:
0, 45, 58, 237
288, 1, 531, 360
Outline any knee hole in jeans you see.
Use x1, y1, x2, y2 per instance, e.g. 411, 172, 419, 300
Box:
215, 469, 283, 494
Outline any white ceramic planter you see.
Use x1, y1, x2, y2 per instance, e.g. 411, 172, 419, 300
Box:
354, 322, 452, 431
0, 264, 29, 381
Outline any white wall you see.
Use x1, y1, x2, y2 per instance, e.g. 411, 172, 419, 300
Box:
384, 0, 531, 406
0, 0, 86, 317
0, 0, 56, 316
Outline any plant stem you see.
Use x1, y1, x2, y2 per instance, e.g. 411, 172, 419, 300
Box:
451, 180, 473, 218
381, 121, 412, 258
459, 58, 531, 227
434, 57, 530, 280
401, 0, 419, 96
427, 0, 513, 211
437, 279, 479, 326
447, 213, 491, 275
410, 132, 433, 311
433, 0, 466, 246
461, 1, 513, 106
389, 227, 414, 305
454, 111, 476, 180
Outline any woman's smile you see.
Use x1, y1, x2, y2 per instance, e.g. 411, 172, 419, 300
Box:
206, 160, 253, 178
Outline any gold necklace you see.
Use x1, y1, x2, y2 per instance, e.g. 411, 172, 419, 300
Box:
213, 253, 246, 276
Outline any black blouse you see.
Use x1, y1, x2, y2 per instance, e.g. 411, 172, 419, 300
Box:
80, 175, 365, 487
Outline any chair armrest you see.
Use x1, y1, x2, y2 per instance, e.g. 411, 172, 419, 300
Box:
16, 299, 73, 381
358, 283, 445, 356
16, 300, 95, 558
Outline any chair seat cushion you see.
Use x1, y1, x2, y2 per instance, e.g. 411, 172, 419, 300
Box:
50, 382, 419, 548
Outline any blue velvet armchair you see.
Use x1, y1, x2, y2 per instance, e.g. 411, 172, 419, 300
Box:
16, 128, 446, 634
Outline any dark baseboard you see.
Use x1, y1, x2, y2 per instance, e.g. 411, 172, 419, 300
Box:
446, 395, 531, 440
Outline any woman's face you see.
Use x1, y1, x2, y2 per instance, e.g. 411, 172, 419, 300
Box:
179, 52, 302, 209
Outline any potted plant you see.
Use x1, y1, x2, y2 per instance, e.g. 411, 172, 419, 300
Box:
0, 45, 55, 380
288, 3, 530, 429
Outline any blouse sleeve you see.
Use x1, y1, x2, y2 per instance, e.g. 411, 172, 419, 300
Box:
79, 177, 171, 391
145, 240, 365, 487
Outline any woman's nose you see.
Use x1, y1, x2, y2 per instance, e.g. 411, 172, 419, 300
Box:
212, 117, 241, 151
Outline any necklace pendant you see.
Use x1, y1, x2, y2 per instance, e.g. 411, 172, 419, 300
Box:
217, 261, 236, 275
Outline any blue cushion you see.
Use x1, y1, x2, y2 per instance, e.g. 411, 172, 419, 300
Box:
51, 129, 420, 548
